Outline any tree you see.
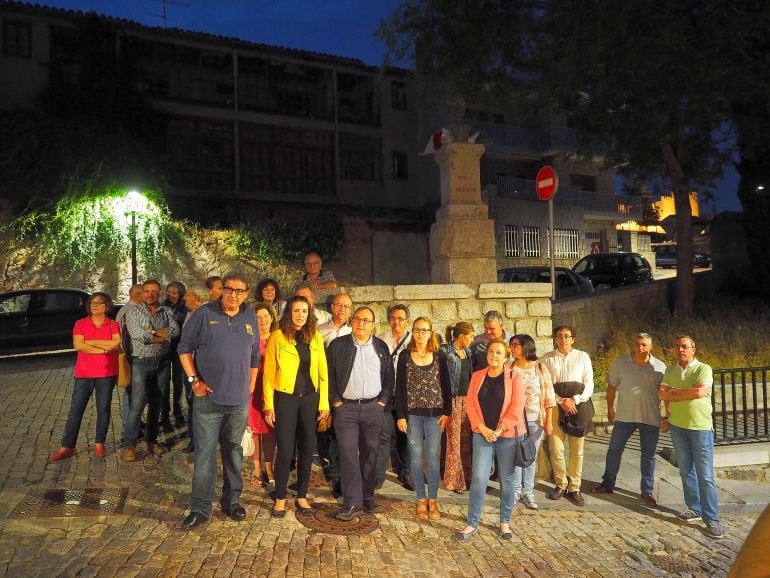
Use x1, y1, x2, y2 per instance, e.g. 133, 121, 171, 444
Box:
380, 0, 763, 311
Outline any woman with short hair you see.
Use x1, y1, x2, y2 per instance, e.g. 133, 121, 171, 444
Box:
50, 292, 121, 461
256, 278, 285, 319
509, 334, 555, 510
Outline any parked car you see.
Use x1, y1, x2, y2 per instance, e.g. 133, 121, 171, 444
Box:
0, 288, 121, 353
652, 243, 712, 269
572, 252, 652, 290
497, 266, 594, 299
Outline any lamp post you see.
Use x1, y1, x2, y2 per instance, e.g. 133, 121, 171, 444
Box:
126, 190, 143, 285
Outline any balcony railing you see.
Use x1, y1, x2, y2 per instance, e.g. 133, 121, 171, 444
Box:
496, 176, 642, 218
473, 122, 577, 155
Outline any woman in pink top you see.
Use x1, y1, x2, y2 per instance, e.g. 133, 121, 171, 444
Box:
50, 292, 121, 461
455, 339, 526, 541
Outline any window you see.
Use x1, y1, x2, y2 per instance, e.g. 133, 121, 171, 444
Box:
503, 225, 520, 257
392, 151, 408, 180
3, 19, 31, 57
569, 173, 597, 192
549, 228, 580, 259
166, 117, 234, 189
522, 226, 541, 258
339, 133, 381, 181
0, 294, 30, 315
391, 81, 407, 110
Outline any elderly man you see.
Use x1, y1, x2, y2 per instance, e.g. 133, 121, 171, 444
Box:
541, 325, 594, 506
294, 283, 332, 325
592, 333, 666, 504
319, 293, 353, 346
659, 335, 722, 539
179, 283, 208, 454
471, 311, 507, 370
177, 273, 260, 529
376, 304, 413, 490
297, 251, 337, 291
327, 306, 394, 520
122, 280, 180, 462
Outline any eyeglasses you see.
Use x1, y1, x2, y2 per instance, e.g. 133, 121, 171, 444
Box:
222, 287, 247, 296
556, 334, 573, 339
351, 317, 373, 325
510, 341, 521, 347
413, 328, 432, 335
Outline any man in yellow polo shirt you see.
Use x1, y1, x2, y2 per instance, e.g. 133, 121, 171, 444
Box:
659, 335, 722, 539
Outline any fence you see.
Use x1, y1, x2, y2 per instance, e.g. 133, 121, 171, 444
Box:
712, 366, 770, 445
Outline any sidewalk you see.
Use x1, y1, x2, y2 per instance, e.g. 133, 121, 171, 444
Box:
0, 353, 766, 577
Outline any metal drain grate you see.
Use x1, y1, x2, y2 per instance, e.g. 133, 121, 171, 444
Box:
648, 553, 703, 573
294, 504, 380, 535
9, 487, 129, 518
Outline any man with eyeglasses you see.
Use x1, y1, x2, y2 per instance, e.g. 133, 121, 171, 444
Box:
319, 293, 353, 346
296, 251, 337, 291
592, 333, 666, 505
177, 273, 260, 530
376, 304, 414, 490
658, 335, 722, 539
540, 325, 594, 506
122, 280, 180, 462
327, 307, 394, 520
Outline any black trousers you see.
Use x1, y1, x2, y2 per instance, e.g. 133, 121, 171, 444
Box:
334, 401, 385, 508
273, 390, 319, 500
376, 407, 410, 484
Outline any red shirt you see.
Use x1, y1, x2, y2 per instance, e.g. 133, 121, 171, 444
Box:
73, 317, 120, 378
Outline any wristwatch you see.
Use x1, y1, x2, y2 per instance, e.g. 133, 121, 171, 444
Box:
187, 375, 199, 384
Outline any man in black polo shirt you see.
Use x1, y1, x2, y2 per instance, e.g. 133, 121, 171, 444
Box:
327, 306, 394, 520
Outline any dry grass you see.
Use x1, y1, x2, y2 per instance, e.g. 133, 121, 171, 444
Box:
592, 298, 770, 389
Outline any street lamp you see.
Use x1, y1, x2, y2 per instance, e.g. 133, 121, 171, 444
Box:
126, 190, 145, 285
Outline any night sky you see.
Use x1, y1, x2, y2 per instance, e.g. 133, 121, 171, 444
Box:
35, 0, 742, 213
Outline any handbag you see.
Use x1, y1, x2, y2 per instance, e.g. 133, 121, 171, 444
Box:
514, 410, 538, 468
242, 426, 255, 457
553, 381, 594, 437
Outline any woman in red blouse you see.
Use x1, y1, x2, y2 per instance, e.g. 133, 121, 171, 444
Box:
50, 292, 121, 461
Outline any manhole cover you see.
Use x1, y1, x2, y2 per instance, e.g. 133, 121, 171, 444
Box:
295, 504, 379, 535
649, 553, 703, 573
9, 488, 129, 518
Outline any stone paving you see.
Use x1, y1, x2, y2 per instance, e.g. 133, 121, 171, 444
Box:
0, 353, 767, 577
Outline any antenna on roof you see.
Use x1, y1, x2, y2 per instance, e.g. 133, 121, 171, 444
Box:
147, 0, 189, 29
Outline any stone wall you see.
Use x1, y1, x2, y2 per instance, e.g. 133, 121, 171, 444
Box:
320, 282, 554, 352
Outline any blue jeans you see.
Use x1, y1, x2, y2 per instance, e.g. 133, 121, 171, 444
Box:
125, 357, 170, 445
512, 421, 544, 498
407, 414, 442, 499
61, 377, 115, 447
468, 433, 524, 527
601, 421, 660, 494
190, 395, 248, 518
668, 424, 719, 523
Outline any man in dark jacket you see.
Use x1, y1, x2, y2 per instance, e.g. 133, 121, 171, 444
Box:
326, 306, 394, 521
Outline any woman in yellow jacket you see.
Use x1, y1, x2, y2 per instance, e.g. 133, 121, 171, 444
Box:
263, 295, 329, 517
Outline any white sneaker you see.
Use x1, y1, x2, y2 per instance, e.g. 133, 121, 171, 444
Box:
520, 494, 539, 510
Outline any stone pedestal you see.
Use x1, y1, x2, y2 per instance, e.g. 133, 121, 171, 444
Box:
430, 143, 497, 284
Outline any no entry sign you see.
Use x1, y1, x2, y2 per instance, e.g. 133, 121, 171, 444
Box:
536, 166, 559, 201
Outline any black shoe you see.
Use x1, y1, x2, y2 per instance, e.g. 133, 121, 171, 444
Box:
182, 444, 194, 454
180, 512, 208, 530
547, 487, 565, 500
363, 500, 383, 514
374, 481, 384, 490
222, 504, 246, 521
271, 507, 286, 518
335, 505, 362, 522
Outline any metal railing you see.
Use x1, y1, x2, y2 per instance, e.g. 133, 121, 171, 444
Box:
712, 366, 770, 445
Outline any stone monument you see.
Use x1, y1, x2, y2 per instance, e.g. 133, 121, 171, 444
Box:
429, 139, 497, 284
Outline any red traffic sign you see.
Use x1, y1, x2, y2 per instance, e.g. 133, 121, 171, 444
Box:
535, 166, 559, 201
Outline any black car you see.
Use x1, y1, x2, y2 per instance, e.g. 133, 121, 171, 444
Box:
497, 266, 594, 299
652, 243, 712, 269
0, 288, 121, 353
572, 252, 652, 290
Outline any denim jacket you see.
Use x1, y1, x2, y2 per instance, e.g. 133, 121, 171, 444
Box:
440, 343, 473, 397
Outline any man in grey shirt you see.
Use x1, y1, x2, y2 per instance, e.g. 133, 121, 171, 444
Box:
592, 332, 667, 504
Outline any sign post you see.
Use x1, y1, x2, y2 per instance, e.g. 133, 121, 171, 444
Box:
536, 166, 559, 300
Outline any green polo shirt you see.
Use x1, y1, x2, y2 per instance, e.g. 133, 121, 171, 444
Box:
661, 359, 713, 431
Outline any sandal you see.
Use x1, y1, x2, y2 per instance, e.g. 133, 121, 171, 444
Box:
250, 476, 264, 488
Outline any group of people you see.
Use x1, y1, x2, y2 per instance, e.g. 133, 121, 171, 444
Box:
48, 252, 724, 541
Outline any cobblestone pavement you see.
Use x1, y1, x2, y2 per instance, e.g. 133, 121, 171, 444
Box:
0, 354, 766, 577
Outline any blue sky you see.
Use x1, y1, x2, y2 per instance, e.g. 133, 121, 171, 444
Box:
38, 0, 743, 213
